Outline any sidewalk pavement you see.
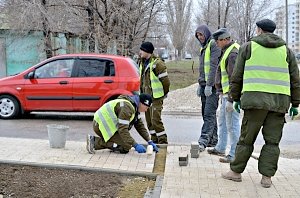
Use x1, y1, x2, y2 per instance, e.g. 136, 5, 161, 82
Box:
1, 137, 300, 197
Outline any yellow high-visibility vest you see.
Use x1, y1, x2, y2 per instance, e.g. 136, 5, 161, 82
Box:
94, 99, 135, 142
220, 42, 240, 94
202, 40, 213, 81
140, 58, 165, 98
242, 41, 290, 96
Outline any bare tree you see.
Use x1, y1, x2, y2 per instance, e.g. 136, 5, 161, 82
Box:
229, 0, 273, 43
223, 0, 232, 27
165, 0, 192, 60
0, 0, 164, 57
194, 0, 276, 43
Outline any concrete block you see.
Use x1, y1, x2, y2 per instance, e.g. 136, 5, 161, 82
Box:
190, 148, 199, 153
191, 152, 199, 158
191, 142, 199, 149
179, 154, 189, 166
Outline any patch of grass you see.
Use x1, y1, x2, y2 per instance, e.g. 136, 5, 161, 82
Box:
166, 59, 199, 90
118, 177, 156, 198
152, 146, 167, 175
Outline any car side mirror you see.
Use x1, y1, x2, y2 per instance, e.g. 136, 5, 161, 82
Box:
27, 71, 35, 79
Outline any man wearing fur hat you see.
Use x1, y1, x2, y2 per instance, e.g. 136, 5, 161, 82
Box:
221, 19, 300, 188
139, 41, 170, 144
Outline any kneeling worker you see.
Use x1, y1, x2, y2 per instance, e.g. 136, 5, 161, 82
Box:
86, 93, 159, 154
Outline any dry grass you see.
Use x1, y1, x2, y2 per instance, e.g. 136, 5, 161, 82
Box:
166, 59, 199, 90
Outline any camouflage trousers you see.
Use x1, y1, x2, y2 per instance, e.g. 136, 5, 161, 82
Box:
92, 120, 130, 153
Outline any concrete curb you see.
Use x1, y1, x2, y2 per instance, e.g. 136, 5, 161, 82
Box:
162, 111, 200, 116
0, 159, 158, 179
144, 175, 164, 198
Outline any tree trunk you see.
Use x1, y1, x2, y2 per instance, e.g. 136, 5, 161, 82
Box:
87, 0, 95, 52
41, 0, 52, 58
223, 0, 231, 27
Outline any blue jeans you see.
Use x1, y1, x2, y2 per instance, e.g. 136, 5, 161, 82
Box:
215, 96, 240, 158
198, 85, 219, 147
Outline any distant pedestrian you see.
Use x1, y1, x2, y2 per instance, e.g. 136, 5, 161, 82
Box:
195, 24, 221, 152
139, 42, 170, 144
86, 94, 159, 154
221, 19, 300, 188
207, 28, 241, 163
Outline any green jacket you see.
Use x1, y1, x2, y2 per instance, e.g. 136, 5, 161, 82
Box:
139, 54, 170, 99
230, 33, 300, 113
111, 95, 150, 149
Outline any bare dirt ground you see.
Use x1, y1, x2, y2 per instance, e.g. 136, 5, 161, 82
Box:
0, 163, 155, 198
0, 148, 166, 198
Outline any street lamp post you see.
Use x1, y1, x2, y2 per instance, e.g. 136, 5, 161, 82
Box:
286, 0, 288, 46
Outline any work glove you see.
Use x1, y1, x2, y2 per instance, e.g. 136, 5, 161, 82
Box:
233, 101, 241, 113
225, 101, 234, 112
133, 144, 146, 153
148, 140, 159, 153
204, 86, 212, 97
196, 85, 201, 97
289, 107, 299, 120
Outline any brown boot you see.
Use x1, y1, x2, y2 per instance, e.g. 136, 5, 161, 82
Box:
221, 170, 242, 182
261, 175, 272, 188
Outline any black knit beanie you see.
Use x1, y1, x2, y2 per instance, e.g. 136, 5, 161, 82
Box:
140, 42, 154, 54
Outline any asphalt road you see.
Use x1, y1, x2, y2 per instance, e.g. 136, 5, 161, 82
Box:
0, 112, 300, 147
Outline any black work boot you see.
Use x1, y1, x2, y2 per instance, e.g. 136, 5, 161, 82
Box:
111, 145, 129, 154
151, 135, 158, 144
158, 134, 168, 144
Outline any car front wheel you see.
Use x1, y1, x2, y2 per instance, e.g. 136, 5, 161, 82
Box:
0, 95, 20, 119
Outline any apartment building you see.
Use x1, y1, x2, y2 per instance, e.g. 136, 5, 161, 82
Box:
275, 1, 300, 54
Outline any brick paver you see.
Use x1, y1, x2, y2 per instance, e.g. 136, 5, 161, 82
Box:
0, 137, 155, 173
1, 137, 300, 197
160, 145, 300, 198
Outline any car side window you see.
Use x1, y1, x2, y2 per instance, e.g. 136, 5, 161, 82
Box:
76, 59, 115, 77
34, 59, 74, 78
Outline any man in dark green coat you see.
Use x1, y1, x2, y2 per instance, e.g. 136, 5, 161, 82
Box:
222, 19, 300, 188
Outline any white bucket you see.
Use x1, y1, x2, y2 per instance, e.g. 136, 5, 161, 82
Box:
47, 124, 69, 148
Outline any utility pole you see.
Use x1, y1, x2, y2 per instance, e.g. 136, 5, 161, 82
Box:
286, 0, 288, 46
218, 0, 221, 28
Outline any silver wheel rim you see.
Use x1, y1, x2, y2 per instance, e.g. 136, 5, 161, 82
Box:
0, 98, 15, 118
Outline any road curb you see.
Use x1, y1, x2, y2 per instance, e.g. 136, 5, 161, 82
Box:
0, 159, 158, 179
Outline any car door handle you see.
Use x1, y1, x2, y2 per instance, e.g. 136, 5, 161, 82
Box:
104, 80, 113, 83
59, 81, 69, 84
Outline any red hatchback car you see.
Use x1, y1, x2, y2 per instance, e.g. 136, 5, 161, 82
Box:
0, 54, 140, 119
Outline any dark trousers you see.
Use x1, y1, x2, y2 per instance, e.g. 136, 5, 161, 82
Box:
92, 120, 130, 152
230, 109, 285, 177
198, 85, 219, 147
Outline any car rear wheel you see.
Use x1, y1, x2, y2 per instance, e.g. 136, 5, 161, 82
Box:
0, 95, 20, 119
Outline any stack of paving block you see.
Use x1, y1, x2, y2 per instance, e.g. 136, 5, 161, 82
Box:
190, 142, 200, 158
